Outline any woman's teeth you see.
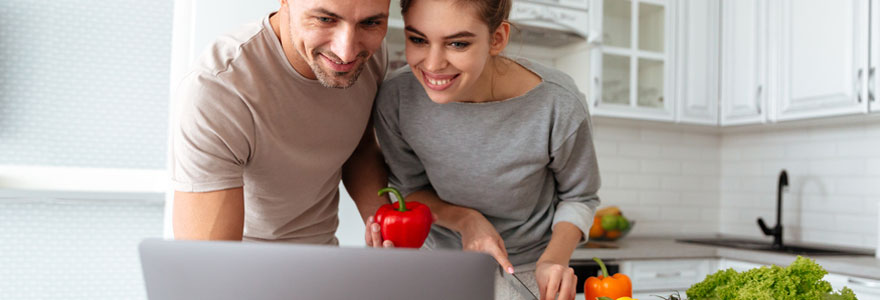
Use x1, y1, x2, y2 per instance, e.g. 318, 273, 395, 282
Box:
428, 78, 450, 85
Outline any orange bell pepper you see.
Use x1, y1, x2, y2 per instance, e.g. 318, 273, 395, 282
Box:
584, 257, 632, 300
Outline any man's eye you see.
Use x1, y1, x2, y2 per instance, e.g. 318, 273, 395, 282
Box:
362, 20, 382, 27
317, 17, 333, 23
408, 37, 426, 44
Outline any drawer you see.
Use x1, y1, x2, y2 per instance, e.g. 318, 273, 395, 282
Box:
621, 259, 713, 292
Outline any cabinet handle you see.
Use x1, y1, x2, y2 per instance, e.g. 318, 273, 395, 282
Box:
847, 278, 880, 289
857, 68, 864, 103
655, 271, 682, 278
755, 85, 763, 114
870, 67, 875, 103
594, 77, 600, 107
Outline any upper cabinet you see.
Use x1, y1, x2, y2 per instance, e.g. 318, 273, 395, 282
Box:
676, 0, 720, 125
719, 0, 767, 126
871, 0, 880, 113
770, 0, 870, 121
588, 0, 677, 121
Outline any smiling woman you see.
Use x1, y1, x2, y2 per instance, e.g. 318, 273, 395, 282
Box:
370, 1, 602, 300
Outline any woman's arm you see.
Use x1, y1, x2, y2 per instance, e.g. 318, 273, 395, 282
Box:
537, 222, 583, 266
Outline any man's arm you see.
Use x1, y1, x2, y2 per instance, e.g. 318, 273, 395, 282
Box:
173, 188, 245, 240
342, 119, 390, 222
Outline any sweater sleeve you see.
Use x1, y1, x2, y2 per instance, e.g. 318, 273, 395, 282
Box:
549, 113, 601, 243
372, 77, 432, 197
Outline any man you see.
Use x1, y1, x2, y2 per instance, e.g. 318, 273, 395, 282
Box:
171, 0, 392, 244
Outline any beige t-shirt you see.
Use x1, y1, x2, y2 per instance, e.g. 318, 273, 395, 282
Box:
171, 14, 387, 244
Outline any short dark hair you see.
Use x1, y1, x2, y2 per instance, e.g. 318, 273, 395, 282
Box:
400, 0, 511, 32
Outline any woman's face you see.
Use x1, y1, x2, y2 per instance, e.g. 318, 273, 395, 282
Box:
403, 0, 495, 104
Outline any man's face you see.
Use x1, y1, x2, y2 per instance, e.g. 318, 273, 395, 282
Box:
285, 0, 390, 88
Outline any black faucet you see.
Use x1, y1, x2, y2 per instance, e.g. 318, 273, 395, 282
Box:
758, 170, 787, 249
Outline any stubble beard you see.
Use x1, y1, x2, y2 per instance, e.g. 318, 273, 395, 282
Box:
308, 50, 369, 89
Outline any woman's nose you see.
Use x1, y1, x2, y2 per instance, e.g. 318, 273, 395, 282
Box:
423, 46, 447, 72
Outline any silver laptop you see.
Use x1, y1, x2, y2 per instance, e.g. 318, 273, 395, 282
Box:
139, 239, 495, 300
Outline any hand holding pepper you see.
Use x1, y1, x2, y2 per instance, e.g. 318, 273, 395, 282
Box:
372, 187, 433, 248
584, 257, 632, 300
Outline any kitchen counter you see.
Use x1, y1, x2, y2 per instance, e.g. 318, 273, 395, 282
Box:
571, 237, 880, 280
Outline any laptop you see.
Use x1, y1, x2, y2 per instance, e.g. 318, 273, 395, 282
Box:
139, 239, 495, 300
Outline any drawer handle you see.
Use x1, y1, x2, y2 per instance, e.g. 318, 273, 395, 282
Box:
848, 278, 880, 289
655, 271, 682, 278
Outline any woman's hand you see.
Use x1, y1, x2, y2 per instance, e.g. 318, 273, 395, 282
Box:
535, 261, 577, 300
458, 212, 515, 274
364, 216, 394, 248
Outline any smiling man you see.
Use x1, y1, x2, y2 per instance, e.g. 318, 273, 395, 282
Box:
170, 0, 391, 244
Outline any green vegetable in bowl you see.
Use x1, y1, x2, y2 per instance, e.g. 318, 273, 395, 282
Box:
686, 256, 857, 300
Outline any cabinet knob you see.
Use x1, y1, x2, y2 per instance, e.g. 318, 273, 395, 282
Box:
755, 85, 763, 114
869, 67, 875, 103
857, 68, 864, 103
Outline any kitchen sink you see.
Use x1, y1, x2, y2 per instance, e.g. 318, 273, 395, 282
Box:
677, 238, 875, 256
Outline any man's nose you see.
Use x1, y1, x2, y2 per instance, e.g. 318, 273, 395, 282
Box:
423, 46, 447, 72
329, 25, 359, 63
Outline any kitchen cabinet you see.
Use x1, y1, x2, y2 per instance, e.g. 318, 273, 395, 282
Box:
620, 258, 715, 298
675, 0, 720, 125
718, 259, 880, 300
770, 0, 870, 121
719, 0, 768, 126
716, 258, 765, 271
871, 0, 880, 113
588, 0, 677, 122
825, 273, 880, 300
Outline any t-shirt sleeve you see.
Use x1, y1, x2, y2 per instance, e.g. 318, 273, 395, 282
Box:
171, 72, 255, 192
549, 94, 602, 243
372, 77, 431, 198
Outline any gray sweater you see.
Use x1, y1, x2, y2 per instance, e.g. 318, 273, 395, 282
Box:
373, 59, 601, 265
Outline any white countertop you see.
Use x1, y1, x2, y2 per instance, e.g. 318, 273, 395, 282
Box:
571, 237, 880, 280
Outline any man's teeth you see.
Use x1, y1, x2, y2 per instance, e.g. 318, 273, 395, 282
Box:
428, 78, 451, 85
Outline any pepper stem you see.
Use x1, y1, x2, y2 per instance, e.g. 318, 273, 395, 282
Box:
593, 257, 609, 278
378, 187, 407, 212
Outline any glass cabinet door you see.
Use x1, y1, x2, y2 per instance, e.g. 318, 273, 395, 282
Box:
597, 0, 670, 113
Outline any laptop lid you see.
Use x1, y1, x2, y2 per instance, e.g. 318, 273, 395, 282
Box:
139, 239, 495, 300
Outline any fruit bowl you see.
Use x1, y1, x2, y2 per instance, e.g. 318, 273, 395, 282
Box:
588, 212, 635, 242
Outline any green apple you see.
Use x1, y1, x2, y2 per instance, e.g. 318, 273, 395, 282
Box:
601, 215, 620, 230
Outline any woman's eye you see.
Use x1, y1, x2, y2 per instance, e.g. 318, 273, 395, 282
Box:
449, 41, 470, 49
408, 37, 426, 44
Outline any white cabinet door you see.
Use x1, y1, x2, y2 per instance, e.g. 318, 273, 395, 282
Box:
588, 0, 677, 122
717, 258, 765, 271
772, 0, 870, 121
825, 273, 880, 300
675, 0, 720, 125
871, 0, 880, 112
621, 259, 714, 295
719, 0, 767, 126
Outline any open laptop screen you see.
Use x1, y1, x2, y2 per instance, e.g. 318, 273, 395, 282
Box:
139, 239, 495, 300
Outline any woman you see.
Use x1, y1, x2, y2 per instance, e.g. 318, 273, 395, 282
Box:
365, 0, 601, 299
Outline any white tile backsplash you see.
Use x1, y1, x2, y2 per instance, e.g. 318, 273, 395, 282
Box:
593, 120, 722, 237
720, 121, 880, 249
594, 118, 879, 249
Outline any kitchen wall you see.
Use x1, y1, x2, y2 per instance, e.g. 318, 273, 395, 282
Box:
0, 193, 164, 300
720, 119, 880, 249
590, 119, 722, 237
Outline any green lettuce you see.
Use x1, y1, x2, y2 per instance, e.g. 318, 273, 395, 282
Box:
685, 256, 857, 300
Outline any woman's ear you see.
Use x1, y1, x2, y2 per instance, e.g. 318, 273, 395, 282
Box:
489, 21, 511, 56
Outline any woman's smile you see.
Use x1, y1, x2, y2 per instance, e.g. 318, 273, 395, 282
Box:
421, 70, 459, 91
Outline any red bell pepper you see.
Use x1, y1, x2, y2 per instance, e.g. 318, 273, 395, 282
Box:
375, 187, 433, 248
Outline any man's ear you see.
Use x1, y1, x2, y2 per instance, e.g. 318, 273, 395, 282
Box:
489, 22, 511, 56
280, 0, 288, 8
